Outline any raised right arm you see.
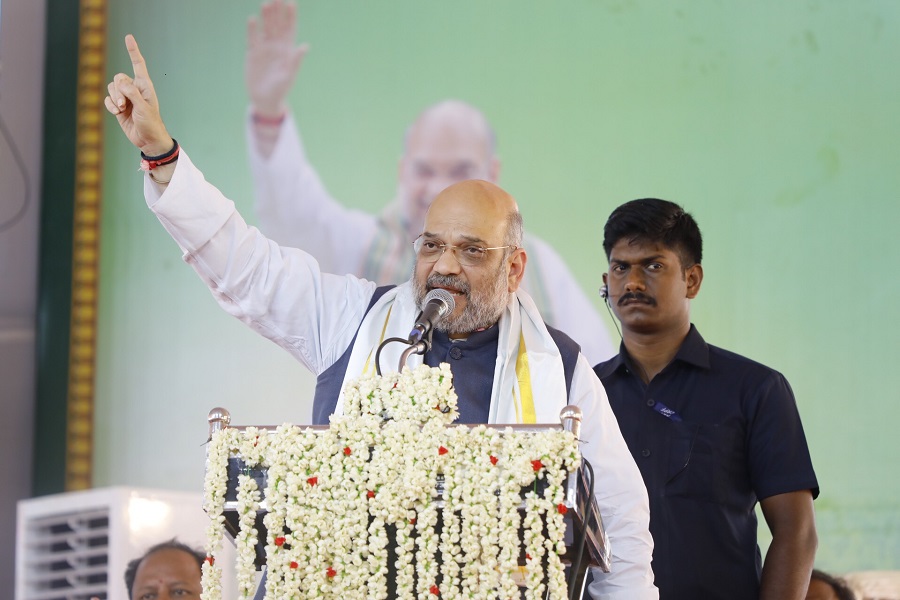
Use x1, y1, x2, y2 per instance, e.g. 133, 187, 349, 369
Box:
105, 34, 376, 374
146, 150, 376, 374
245, 0, 377, 275
245, 0, 307, 157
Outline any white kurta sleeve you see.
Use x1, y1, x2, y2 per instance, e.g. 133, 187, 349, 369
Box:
568, 355, 658, 599
145, 149, 377, 375
246, 111, 378, 276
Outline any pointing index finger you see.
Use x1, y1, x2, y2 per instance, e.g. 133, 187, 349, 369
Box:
124, 34, 151, 80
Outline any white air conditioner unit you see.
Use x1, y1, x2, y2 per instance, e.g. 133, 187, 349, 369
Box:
16, 487, 238, 600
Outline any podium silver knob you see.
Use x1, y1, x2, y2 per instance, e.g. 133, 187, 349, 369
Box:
207, 407, 231, 440
559, 405, 583, 440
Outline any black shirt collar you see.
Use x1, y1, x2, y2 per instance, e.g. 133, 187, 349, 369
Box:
595, 324, 710, 377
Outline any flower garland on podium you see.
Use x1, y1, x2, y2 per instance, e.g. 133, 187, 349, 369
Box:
202, 363, 581, 600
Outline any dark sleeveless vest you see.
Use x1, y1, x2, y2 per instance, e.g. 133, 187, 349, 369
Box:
311, 285, 580, 425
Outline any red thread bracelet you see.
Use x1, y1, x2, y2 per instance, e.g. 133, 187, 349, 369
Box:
251, 112, 287, 127
140, 140, 180, 171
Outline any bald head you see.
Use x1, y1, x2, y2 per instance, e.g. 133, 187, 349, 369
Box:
426, 180, 522, 248
405, 100, 496, 155
398, 101, 501, 238
414, 179, 527, 337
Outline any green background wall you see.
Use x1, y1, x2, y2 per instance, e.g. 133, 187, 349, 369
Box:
97, 0, 900, 572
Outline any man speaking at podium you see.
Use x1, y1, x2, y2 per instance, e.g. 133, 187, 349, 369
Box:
105, 35, 657, 598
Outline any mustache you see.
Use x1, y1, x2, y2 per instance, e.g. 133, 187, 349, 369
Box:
427, 274, 470, 296
618, 292, 656, 306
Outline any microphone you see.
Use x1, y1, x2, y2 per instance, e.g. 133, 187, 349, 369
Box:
409, 289, 456, 343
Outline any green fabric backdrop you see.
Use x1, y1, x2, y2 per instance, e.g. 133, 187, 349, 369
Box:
97, 0, 900, 572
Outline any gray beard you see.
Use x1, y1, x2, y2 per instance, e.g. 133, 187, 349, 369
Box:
412, 266, 511, 336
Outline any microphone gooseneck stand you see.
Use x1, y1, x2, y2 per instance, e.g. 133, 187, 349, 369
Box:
374, 336, 412, 376
375, 291, 454, 375
399, 338, 429, 370
374, 326, 434, 376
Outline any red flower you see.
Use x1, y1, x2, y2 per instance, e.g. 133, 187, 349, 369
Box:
525, 553, 532, 561
343, 446, 352, 456
326, 566, 337, 578
557, 503, 568, 515
307, 476, 318, 486
531, 459, 543, 472
205, 555, 215, 566
274, 536, 286, 546
490, 455, 499, 465
253, 435, 259, 447
367, 490, 375, 498
290, 561, 299, 569
409, 518, 416, 525
430, 584, 440, 595
438, 446, 449, 455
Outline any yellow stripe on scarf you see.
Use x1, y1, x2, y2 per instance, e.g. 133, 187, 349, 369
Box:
362, 304, 394, 376
515, 331, 536, 423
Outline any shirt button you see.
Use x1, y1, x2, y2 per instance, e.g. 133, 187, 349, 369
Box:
646, 399, 656, 407
641, 449, 651, 458
449, 347, 463, 360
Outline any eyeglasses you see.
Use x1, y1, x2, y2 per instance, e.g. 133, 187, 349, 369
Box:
413, 234, 516, 267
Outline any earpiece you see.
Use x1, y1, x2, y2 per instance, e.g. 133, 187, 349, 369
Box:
599, 283, 623, 340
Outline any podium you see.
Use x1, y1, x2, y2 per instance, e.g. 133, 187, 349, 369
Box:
205, 406, 610, 599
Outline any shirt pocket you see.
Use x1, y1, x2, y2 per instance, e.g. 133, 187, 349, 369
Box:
665, 421, 743, 503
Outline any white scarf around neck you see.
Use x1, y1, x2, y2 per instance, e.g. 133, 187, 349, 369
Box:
335, 282, 568, 424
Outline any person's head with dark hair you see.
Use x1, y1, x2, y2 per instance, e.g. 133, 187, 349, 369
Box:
602, 198, 702, 268
806, 569, 856, 600
124, 539, 204, 600
601, 198, 704, 354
